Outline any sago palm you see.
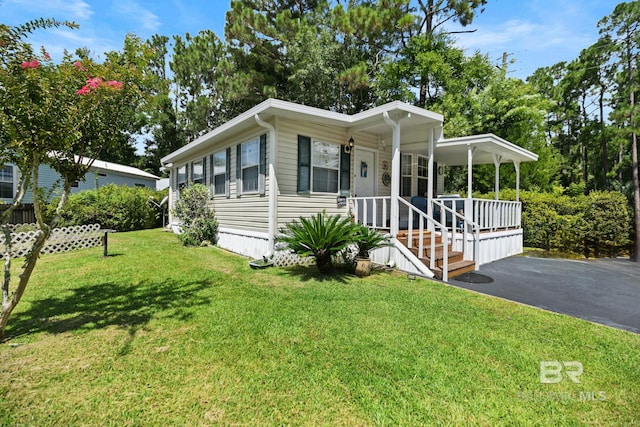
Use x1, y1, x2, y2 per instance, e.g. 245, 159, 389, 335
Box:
276, 212, 357, 274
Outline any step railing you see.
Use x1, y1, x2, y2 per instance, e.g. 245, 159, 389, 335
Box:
432, 199, 480, 264
349, 196, 483, 281
398, 198, 450, 281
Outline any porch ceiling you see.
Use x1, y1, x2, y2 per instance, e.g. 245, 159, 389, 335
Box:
434, 134, 538, 166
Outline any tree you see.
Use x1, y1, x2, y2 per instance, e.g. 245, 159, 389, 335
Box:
171, 30, 229, 140
0, 20, 150, 338
598, 1, 640, 261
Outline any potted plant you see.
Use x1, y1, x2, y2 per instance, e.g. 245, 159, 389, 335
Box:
353, 224, 390, 277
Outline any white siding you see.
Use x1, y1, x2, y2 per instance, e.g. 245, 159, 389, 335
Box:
170, 125, 270, 234
276, 118, 391, 227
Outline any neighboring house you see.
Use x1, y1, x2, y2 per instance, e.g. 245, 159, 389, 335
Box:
161, 99, 538, 281
1, 157, 160, 204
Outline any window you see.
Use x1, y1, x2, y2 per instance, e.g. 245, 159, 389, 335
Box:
297, 135, 350, 195
0, 165, 13, 199
211, 149, 228, 196
134, 183, 146, 188
241, 139, 259, 193
312, 140, 340, 193
236, 135, 266, 196
192, 159, 204, 184
71, 181, 79, 188
401, 153, 412, 197
417, 155, 428, 196
177, 165, 187, 189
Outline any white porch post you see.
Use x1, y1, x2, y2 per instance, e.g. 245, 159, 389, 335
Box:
384, 111, 401, 236
493, 154, 502, 200
513, 160, 521, 201
255, 114, 277, 255
427, 128, 434, 203
467, 145, 475, 199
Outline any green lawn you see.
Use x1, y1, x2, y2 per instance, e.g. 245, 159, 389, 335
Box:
1, 229, 638, 426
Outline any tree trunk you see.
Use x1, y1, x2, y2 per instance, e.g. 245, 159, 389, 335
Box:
316, 253, 335, 274
626, 34, 640, 262
599, 85, 608, 189
0, 165, 71, 339
0, 229, 50, 339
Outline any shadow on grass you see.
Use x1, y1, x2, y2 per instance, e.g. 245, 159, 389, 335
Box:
278, 265, 350, 284
5, 278, 214, 341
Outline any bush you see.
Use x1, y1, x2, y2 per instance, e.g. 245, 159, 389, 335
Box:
276, 212, 358, 274
172, 184, 218, 247
489, 189, 632, 257
56, 184, 163, 231
582, 191, 631, 257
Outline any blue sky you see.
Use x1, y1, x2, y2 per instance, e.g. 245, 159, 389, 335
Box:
2, 0, 618, 80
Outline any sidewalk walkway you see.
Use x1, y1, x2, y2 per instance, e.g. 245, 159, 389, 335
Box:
450, 256, 640, 334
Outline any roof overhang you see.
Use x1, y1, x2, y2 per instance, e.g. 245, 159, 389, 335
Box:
160, 98, 444, 165
435, 134, 538, 166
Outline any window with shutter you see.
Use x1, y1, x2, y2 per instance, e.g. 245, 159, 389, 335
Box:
297, 135, 350, 195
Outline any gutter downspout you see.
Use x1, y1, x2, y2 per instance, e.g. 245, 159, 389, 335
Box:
383, 111, 400, 237
255, 114, 277, 256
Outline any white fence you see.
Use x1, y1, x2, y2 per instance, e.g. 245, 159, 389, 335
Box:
1, 223, 104, 259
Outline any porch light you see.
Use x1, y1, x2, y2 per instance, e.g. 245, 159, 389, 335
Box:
344, 136, 355, 153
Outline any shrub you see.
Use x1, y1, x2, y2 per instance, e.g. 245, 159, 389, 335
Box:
276, 212, 357, 274
172, 184, 218, 247
353, 224, 391, 258
56, 184, 163, 231
489, 189, 632, 257
582, 191, 631, 257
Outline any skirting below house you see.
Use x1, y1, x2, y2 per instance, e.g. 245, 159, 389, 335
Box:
452, 228, 523, 266
477, 229, 523, 265
217, 227, 270, 260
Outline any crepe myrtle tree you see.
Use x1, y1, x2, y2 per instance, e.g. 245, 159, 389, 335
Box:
0, 19, 149, 339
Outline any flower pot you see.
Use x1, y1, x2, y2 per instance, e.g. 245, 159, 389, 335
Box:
355, 257, 372, 277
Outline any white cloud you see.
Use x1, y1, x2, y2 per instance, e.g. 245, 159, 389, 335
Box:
112, 0, 161, 32
6, 0, 93, 20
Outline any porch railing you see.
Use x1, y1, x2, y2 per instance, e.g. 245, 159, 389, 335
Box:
398, 197, 450, 281
435, 197, 521, 232
348, 196, 483, 281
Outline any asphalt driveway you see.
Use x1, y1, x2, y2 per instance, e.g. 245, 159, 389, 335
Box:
450, 256, 640, 334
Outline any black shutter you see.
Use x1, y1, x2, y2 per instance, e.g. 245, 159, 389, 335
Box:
297, 135, 311, 193
209, 154, 214, 190
236, 144, 242, 197
340, 146, 351, 196
259, 133, 267, 196
225, 147, 231, 198
202, 157, 207, 185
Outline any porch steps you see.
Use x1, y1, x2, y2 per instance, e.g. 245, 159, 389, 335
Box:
396, 230, 476, 280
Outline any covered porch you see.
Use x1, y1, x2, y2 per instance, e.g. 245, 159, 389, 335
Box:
344, 111, 538, 280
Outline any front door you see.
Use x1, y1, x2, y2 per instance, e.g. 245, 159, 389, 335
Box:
354, 147, 376, 224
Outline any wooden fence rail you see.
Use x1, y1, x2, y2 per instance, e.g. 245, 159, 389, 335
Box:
0, 204, 36, 225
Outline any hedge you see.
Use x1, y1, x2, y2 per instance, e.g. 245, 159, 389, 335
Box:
54, 184, 166, 232
478, 189, 632, 257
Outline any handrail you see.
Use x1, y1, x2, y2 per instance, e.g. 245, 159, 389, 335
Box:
433, 199, 480, 266
398, 197, 449, 282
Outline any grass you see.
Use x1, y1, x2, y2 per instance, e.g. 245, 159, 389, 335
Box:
1, 229, 639, 426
